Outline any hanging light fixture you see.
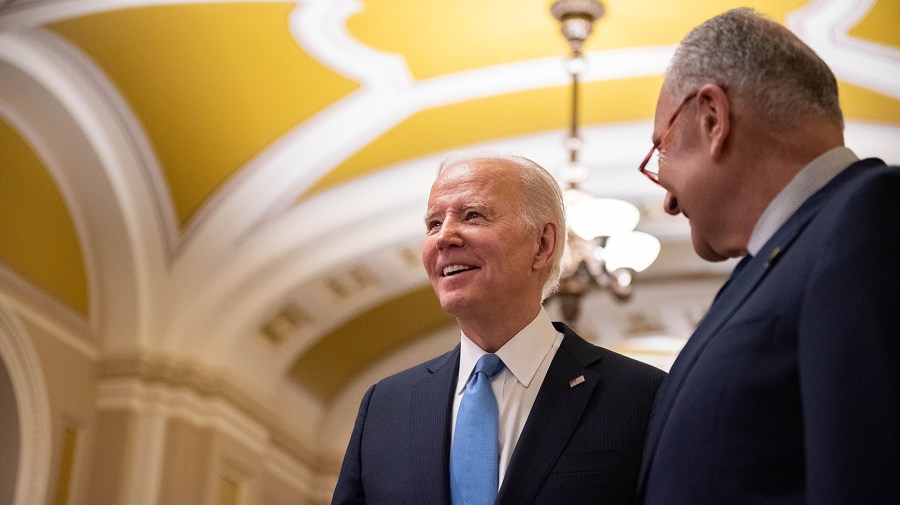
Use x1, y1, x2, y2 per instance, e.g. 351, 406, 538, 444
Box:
550, 0, 661, 323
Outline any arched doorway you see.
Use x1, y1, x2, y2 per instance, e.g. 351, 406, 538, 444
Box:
0, 356, 19, 504
0, 307, 51, 505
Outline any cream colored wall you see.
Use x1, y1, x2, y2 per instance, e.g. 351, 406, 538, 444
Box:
157, 418, 214, 504
3, 305, 331, 505
22, 317, 98, 505
88, 410, 132, 504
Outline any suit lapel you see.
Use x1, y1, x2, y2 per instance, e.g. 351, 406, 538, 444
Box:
496, 327, 602, 505
637, 162, 873, 494
410, 347, 460, 505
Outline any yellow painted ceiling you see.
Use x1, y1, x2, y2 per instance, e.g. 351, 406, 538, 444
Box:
307, 0, 900, 196
305, 76, 665, 196
848, 0, 900, 49
838, 82, 900, 124
347, 0, 810, 80
0, 118, 88, 314
308, 83, 898, 198
1, 0, 897, 349
48, 3, 359, 226
39, 0, 900, 212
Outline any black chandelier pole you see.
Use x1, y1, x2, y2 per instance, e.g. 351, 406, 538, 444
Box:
549, 0, 661, 323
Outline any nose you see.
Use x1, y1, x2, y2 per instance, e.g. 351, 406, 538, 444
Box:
664, 192, 682, 216
435, 219, 464, 249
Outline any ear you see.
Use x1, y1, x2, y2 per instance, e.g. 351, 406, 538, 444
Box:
696, 83, 731, 160
532, 222, 558, 271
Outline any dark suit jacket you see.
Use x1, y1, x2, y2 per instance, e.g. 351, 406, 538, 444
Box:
638, 159, 900, 504
333, 322, 665, 505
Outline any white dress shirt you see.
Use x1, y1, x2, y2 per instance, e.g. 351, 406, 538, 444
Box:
747, 147, 859, 255
451, 307, 563, 487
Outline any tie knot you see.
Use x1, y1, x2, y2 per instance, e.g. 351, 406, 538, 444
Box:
473, 353, 504, 379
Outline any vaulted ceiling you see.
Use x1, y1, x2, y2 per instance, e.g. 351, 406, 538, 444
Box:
1, 0, 898, 464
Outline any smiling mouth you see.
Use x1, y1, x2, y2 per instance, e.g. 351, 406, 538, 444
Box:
442, 264, 478, 277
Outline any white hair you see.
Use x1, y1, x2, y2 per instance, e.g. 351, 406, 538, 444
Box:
438, 151, 567, 300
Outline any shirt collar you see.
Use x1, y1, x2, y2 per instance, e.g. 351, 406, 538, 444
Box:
747, 146, 858, 256
456, 307, 560, 395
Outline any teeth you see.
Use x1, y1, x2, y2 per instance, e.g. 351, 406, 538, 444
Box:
443, 264, 475, 276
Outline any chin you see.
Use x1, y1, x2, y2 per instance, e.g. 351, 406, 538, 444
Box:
693, 237, 730, 262
435, 293, 465, 316
438, 294, 486, 321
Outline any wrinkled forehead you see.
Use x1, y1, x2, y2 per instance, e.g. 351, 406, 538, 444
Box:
437, 157, 519, 180
430, 159, 522, 200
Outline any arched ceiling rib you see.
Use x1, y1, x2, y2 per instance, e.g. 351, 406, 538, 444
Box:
47, 2, 360, 226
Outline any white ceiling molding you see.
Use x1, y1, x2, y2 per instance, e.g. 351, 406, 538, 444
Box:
0, 0, 294, 28
0, 30, 173, 350
788, 0, 900, 100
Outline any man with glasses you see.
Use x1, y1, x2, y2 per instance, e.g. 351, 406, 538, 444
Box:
636, 8, 900, 504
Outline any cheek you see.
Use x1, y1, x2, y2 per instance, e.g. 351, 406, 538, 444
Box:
421, 240, 435, 270
686, 193, 733, 258
678, 164, 717, 209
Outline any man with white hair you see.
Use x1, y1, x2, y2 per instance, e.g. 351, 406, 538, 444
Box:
333, 152, 664, 505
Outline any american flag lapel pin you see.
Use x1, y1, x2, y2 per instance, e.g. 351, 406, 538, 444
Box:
764, 246, 782, 268
569, 375, 586, 387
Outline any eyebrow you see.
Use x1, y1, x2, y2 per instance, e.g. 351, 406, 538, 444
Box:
462, 201, 489, 212
423, 201, 490, 224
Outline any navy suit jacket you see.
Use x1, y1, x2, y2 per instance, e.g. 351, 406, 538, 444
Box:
333, 322, 665, 505
638, 159, 900, 504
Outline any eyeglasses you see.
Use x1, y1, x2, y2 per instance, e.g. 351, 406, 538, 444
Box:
639, 91, 699, 185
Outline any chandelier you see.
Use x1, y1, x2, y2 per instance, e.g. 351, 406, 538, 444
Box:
550, 0, 661, 323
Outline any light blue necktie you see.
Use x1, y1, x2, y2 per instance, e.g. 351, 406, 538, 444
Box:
451, 353, 505, 505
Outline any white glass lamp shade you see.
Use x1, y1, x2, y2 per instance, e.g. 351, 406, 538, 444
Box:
565, 54, 587, 76
568, 197, 640, 240
603, 231, 661, 272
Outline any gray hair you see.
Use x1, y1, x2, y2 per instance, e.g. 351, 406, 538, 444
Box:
667, 7, 843, 128
438, 151, 567, 301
